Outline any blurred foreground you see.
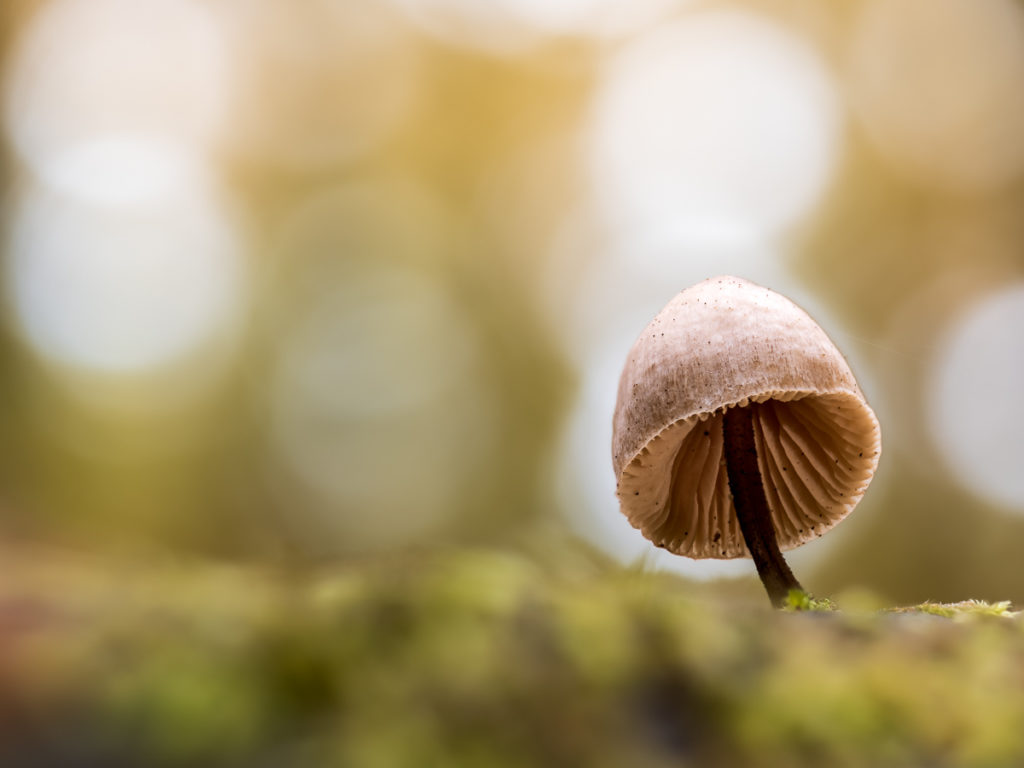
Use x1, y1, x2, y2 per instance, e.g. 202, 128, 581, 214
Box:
3, 545, 1024, 768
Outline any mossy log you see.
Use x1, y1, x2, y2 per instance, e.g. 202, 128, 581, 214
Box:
0, 546, 1020, 767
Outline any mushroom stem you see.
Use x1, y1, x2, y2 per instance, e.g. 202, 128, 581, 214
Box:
723, 404, 804, 608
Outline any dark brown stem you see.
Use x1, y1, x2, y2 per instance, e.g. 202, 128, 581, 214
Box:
723, 404, 804, 608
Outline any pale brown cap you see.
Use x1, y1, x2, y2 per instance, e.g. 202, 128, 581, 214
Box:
612, 276, 881, 559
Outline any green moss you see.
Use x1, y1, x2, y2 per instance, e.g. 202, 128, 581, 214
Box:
783, 589, 839, 613
3, 548, 1024, 767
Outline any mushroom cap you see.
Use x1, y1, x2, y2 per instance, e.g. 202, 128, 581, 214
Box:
612, 276, 881, 559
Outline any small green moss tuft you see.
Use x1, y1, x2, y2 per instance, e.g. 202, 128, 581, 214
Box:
890, 600, 1016, 619
783, 589, 838, 613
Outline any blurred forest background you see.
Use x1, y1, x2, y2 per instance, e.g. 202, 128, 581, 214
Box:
2, 0, 1024, 606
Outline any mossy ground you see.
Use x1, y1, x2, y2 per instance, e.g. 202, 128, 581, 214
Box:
1, 545, 1020, 767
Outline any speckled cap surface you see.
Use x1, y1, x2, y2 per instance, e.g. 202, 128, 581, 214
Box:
612, 276, 881, 559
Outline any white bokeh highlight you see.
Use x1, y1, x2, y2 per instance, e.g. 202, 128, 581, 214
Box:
269, 266, 492, 549
588, 10, 842, 250
6, 173, 244, 373
391, 0, 678, 54
928, 284, 1024, 511
4, 0, 231, 176
32, 134, 213, 208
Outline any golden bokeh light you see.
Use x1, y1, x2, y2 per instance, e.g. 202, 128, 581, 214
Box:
849, 0, 1024, 192
216, 0, 420, 170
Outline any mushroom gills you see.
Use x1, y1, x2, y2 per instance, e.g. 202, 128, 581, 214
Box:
630, 393, 875, 558
753, 397, 872, 544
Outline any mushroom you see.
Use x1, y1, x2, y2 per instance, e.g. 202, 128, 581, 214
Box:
612, 276, 881, 607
